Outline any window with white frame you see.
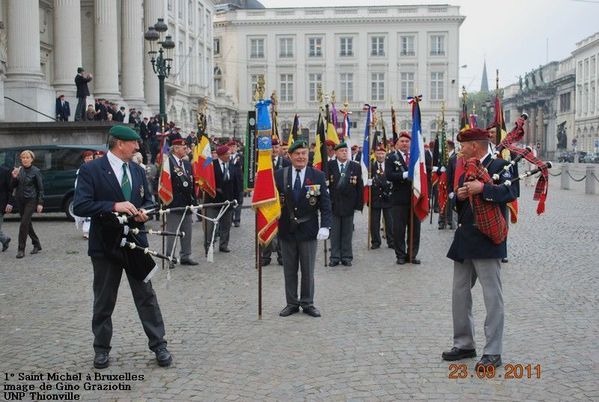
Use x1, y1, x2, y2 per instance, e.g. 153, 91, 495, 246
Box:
339, 73, 354, 101
308, 73, 322, 102
430, 72, 444, 100
430, 35, 445, 56
188, 0, 193, 24
371, 73, 385, 101
279, 37, 294, 58
280, 74, 294, 102
340, 37, 353, 57
250, 38, 265, 59
560, 92, 571, 113
214, 38, 220, 55
400, 35, 415, 56
214, 67, 222, 95
250, 74, 260, 102
308, 37, 323, 57
400, 72, 415, 100
371, 36, 385, 57
178, 0, 184, 19
591, 82, 596, 113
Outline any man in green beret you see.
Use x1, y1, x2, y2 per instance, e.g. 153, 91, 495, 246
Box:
327, 142, 363, 266
74, 124, 173, 369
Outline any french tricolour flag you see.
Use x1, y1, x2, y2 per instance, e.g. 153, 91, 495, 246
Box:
361, 105, 372, 204
407, 96, 429, 221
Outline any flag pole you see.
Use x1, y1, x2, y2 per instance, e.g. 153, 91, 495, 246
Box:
318, 85, 328, 267
254, 76, 266, 319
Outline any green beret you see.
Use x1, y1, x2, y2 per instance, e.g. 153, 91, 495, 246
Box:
288, 140, 308, 153
109, 125, 141, 141
334, 141, 348, 150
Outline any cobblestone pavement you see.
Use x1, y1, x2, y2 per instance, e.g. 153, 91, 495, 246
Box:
0, 183, 598, 401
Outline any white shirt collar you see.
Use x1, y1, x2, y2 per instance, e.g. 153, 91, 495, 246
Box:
337, 159, 348, 169
107, 151, 131, 186
292, 166, 306, 184
480, 151, 492, 163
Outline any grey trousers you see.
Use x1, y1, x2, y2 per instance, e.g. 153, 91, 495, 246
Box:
166, 210, 192, 259
0, 213, 9, 244
330, 214, 354, 263
280, 239, 317, 308
452, 258, 504, 355
204, 206, 233, 251
91, 257, 167, 353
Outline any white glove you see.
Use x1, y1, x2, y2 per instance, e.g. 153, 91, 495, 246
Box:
449, 192, 455, 199
440, 166, 446, 173
432, 166, 439, 173
402, 171, 409, 179
317, 227, 330, 240
367, 179, 373, 186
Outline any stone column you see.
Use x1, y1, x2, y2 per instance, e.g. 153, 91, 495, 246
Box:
6, 0, 43, 80
144, 0, 164, 113
53, 0, 82, 94
94, 0, 120, 99
121, 0, 145, 105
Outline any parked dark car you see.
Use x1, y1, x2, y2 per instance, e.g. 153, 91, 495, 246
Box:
581, 153, 599, 163
0, 144, 106, 220
558, 151, 587, 163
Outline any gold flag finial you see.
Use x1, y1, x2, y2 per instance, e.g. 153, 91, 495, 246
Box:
254, 74, 265, 101
461, 86, 468, 102
196, 97, 208, 134
331, 90, 336, 104
317, 83, 324, 105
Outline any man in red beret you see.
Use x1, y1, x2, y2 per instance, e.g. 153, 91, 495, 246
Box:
325, 140, 336, 161
350, 144, 362, 162
165, 138, 199, 267
442, 127, 518, 370
204, 145, 238, 254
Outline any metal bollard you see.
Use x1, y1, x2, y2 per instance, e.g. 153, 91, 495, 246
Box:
561, 163, 570, 190
585, 166, 596, 195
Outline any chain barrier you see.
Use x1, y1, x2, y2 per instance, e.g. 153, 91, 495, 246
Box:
566, 171, 587, 182
548, 170, 562, 177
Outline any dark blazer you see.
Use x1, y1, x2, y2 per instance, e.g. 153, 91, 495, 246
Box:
351, 151, 362, 162
114, 110, 126, 122
73, 155, 154, 257
445, 152, 457, 194
385, 151, 411, 205
370, 160, 392, 209
75, 74, 92, 98
447, 155, 518, 262
275, 166, 332, 242
273, 155, 291, 171
55, 99, 71, 121
207, 159, 238, 203
168, 155, 196, 208
229, 152, 244, 193
0, 166, 14, 214
327, 159, 363, 216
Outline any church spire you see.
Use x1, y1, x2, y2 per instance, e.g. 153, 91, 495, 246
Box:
480, 60, 489, 93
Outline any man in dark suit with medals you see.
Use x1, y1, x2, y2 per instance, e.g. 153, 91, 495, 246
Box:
166, 138, 198, 267
73, 125, 172, 369
275, 141, 332, 318
261, 138, 290, 266
205, 145, 238, 254
327, 142, 363, 266
442, 127, 518, 370
370, 145, 393, 249
385, 132, 428, 265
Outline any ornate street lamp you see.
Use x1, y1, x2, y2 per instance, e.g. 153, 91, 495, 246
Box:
144, 18, 175, 130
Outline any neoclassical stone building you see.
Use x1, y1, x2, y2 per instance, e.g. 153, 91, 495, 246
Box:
0, 0, 225, 135
214, 3, 465, 143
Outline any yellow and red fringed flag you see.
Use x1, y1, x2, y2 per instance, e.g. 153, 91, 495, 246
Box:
251, 99, 281, 245
312, 111, 326, 171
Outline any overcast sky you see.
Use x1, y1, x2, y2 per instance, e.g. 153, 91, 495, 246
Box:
260, 0, 599, 92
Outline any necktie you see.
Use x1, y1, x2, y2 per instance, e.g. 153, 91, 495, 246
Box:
179, 159, 185, 175
340, 163, 345, 174
405, 153, 410, 165
121, 163, 131, 201
293, 169, 302, 200
223, 163, 229, 181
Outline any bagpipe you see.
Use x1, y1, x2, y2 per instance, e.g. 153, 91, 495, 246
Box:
485, 113, 551, 215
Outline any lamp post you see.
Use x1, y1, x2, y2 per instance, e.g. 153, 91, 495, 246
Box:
144, 18, 175, 130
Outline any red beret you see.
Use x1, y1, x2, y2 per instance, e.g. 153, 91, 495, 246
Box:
271, 138, 279, 145
82, 150, 94, 158
325, 139, 336, 147
399, 131, 411, 140
171, 138, 186, 146
446, 140, 455, 147
375, 145, 386, 152
281, 141, 288, 146
351, 145, 358, 150
93, 150, 105, 156
216, 145, 229, 156
226, 140, 237, 146
457, 127, 490, 142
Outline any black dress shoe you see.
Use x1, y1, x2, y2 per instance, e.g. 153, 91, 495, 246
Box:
387, 244, 394, 249
261, 259, 271, 267
279, 305, 300, 317
93, 351, 110, 369
16, 250, 24, 259
410, 258, 421, 265
329, 260, 339, 267
277, 258, 283, 265
168, 262, 176, 270
341, 260, 352, 266
501, 258, 509, 263
441, 347, 477, 361
155, 346, 173, 367
180, 258, 199, 266
2, 238, 10, 252
371, 244, 380, 249
396, 258, 406, 265
233, 222, 240, 227
475, 354, 502, 369
31, 245, 42, 255
302, 306, 321, 317
219, 247, 231, 253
